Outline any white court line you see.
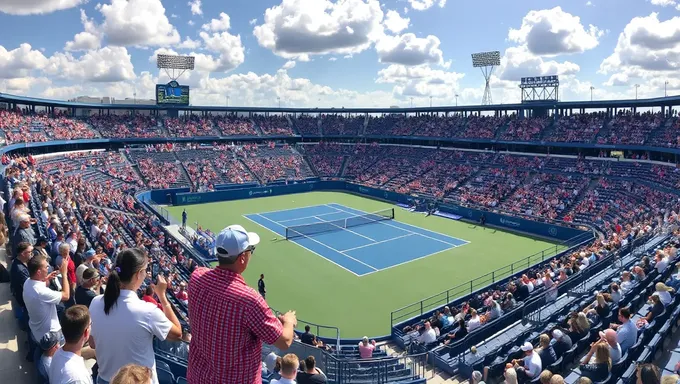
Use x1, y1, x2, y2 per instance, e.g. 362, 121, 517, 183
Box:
249, 203, 342, 217
326, 204, 463, 247
313, 216, 377, 242
242, 214, 363, 277
276, 210, 346, 223
253, 213, 379, 273
341, 233, 415, 253
326, 203, 471, 246
359, 245, 462, 277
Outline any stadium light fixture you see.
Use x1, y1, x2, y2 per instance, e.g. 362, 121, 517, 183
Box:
157, 54, 195, 82
635, 84, 640, 100
471, 51, 500, 105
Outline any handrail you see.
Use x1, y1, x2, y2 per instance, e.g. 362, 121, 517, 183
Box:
390, 231, 595, 328
269, 307, 341, 352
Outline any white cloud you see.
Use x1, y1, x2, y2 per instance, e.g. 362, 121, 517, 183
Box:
202, 12, 231, 32
171, 13, 178, 18
377, 64, 464, 99
0, 43, 49, 79
64, 10, 101, 51
188, 0, 202, 15
375, 33, 445, 67
43, 46, 136, 83
498, 45, 580, 81
188, 20, 195, 26
0, 77, 51, 94
0, 0, 86, 15
282, 60, 296, 69
329, 57, 337, 61
508, 7, 603, 56
96, 0, 180, 47
600, 13, 680, 86
249, 18, 258, 25
383, 10, 409, 33
176, 37, 201, 50
407, 0, 445, 11
253, 0, 384, 61
41, 71, 158, 101
650, 0, 676, 6
194, 30, 245, 72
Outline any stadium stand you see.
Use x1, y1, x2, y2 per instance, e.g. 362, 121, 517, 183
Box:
4, 105, 680, 384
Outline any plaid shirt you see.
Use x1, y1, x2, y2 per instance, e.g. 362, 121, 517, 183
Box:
187, 267, 283, 384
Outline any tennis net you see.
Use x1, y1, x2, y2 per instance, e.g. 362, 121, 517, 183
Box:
285, 208, 395, 240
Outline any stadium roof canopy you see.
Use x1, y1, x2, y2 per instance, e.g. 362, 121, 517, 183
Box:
0, 92, 678, 114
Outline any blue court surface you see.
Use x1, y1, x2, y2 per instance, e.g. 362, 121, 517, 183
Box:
244, 203, 469, 276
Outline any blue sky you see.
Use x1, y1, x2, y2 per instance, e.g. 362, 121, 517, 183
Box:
0, 0, 678, 107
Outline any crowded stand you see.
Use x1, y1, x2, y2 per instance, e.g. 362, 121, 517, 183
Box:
499, 116, 550, 141
0, 110, 96, 143
321, 115, 364, 136
254, 115, 294, 136
648, 116, 680, 148
164, 116, 215, 137
548, 114, 604, 143
212, 115, 258, 136
88, 115, 163, 138
5, 103, 680, 384
294, 115, 321, 136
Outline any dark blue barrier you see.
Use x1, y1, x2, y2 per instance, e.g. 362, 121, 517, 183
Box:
150, 187, 191, 204
170, 181, 586, 242
214, 182, 259, 191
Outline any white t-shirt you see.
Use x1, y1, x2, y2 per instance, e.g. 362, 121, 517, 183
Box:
418, 328, 437, 344
23, 279, 62, 341
89, 290, 172, 384
656, 258, 669, 273
48, 349, 93, 384
523, 351, 542, 378
467, 316, 482, 331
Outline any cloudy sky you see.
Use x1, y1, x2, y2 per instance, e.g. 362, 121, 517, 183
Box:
0, 0, 678, 108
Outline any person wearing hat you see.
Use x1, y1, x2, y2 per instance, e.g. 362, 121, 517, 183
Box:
512, 342, 542, 383
76, 268, 102, 308
550, 329, 572, 359
76, 249, 98, 286
187, 224, 297, 384
471, 369, 486, 384
37, 331, 60, 383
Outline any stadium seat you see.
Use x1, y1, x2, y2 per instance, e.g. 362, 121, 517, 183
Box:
156, 367, 175, 384
176, 378, 188, 384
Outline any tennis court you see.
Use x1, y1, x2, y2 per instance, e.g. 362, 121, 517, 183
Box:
244, 203, 469, 276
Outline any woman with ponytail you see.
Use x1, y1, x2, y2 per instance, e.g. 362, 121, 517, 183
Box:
89, 248, 182, 384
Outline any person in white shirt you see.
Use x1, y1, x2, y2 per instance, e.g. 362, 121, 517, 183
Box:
653, 282, 674, 307
76, 250, 97, 286
467, 309, 482, 331
420, 320, 438, 342
270, 353, 298, 384
24, 253, 71, 344
49, 305, 94, 384
655, 253, 669, 274
512, 342, 542, 383
89, 248, 182, 384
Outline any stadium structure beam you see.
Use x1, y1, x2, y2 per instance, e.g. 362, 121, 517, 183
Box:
471, 51, 500, 106
157, 54, 195, 82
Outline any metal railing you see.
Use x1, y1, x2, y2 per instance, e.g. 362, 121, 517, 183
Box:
270, 307, 341, 352
390, 231, 594, 328
324, 350, 431, 384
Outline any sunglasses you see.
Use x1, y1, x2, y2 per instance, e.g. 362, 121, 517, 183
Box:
216, 246, 256, 256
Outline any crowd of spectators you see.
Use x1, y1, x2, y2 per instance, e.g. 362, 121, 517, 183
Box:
213, 115, 258, 136
255, 115, 294, 136
598, 112, 665, 145
499, 116, 549, 141
321, 115, 364, 136
294, 116, 321, 136
88, 115, 162, 138
165, 116, 215, 137
549, 114, 603, 143
0, 110, 96, 143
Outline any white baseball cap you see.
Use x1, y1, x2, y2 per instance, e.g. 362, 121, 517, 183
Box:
214, 224, 260, 260
520, 342, 533, 352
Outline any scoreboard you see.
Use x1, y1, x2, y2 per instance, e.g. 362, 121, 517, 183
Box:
156, 81, 190, 106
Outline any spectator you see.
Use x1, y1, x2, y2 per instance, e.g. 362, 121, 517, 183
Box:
13, 213, 35, 256
550, 375, 564, 384
111, 364, 153, 384
258, 273, 266, 299
636, 363, 661, 384
76, 250, 97, 286
551, 329, 572, 358
49, 305, 93, 384
75, 268, 102, 308
89, 248, 182, 384
536, 334, 557, 367
505, 367, 519, 384
599, 329, 622, 362
568, 312, 590, 341
37, 331, 60, 384
653, 282, 674, 307
141, 286, 162, 310
539, 370, 553, 384
270, 353, 299, 384
512, 342, 542, 383
10, 242, 32, 311
187, 224, 296, 384
24, 253, 70, 347
296, 356, 327, 384
639, 294, 665, 326
473, 369, 487, 384
358, 336, 376, 358
610, 307, 637, 353
301, 325, 324, 348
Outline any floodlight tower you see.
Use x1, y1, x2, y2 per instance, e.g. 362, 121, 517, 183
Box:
471, 51, 501, 106
157, 54, 195, 82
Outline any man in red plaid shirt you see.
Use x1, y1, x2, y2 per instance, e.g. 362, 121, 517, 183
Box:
187, 224, 297, 384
